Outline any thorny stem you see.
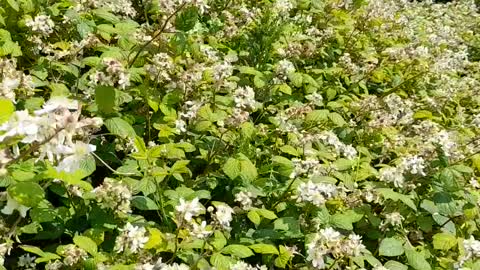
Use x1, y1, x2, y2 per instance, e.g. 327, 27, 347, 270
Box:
128, 3, 186, 68
271, 178, 296, 209
168, 221, 183, 264
327, 257, 340, 270
6, 216, 22, 239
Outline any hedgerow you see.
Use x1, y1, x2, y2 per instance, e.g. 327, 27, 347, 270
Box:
1, 0, 480, 269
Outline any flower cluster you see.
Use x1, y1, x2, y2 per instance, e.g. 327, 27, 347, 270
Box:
2, 0, 480, 269
26, 15, 55, 36
114, 223, 149, 254
90, 58, 131, 90
295, 181, 337, 207
93, 178, 132, 216
307, 228, 365, 269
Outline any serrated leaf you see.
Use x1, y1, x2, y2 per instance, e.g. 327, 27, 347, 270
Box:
379, 238, 404, 257
210, 231, 227, 251
378, 188, 417, 211
330, 210, 363, 230
210, 253, 234, 270
20, 245, 61, 262
247, 210, 261, 225
104, 117, 136, 139
249, 244, 278, 254
254, 75, 266, 88
256, 208, 277, 220
277, 84, 292, 95
131, 196, 159, 210
221, 245, 254, 258
275, 245, 293, 268
8, 182, 44, 207
279, 145, 299, 156
384, 261, 408, 270
238, 154, 257, 182
175, 6, 198, 31
405, 249, 431, 270
7, 0, 19, 11
73, 235, 98, 256
305, 110, 329, 124
328, 112, 346, 126
93, 9, 120, 23
145, 228, 164, 249
432, 233, 457, 250
288, 72, 303, 87
223, 158, 241, 180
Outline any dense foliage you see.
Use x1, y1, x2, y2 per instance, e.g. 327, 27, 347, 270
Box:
1, 0, 480, 269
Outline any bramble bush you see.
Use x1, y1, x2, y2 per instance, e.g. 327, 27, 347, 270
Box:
1, 0, 480, 269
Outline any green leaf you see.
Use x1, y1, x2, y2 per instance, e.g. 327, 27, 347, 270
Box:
210, 253, 234, 270
223, 158, 241, 180
305, 110, 329, 124
330, 210, 363, 230
104, 117, 136, 139
20, 245, 61, 263
131, 196, 159, 210
256, 208, 277, 220
279, 145, 299, 156
247, 210, 261, 225
288, 72, 303, 87
238, 66, 262, 76
413, 110, 432, 119
249, 244, 279, 255
8, 182, 44, 207
49, 83, 70, 97
95, 86, 116, 114
7, 0, 19, 11
254, 75, 266, 88
210, 231, 227, 251
432, 233, 457, 250
175, 6, 198, 31
73, 235, 98, 256
379, 238, 404, 257
137, 177, 156, 195
405, 249, 431, 270
273, 217, 302, 238
275, 245, 293, 268
472, 154, 480, 172
328, 112, 347, 127
0, 98, 14, 124
277, 84, 292, 95
30, 207, 56, 223
238, 154, 258, 182
221, 245, 254, 258
384, 261, 408, 270
170, 160, 191, 175
377, 188, 417, 211
144, 228, 165, 250
92, 9, 120, 23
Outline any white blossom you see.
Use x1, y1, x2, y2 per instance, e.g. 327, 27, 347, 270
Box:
234, 191, 255, 210
213, 204, 234, 229
114, 223, 149, 254
378, 167, 405, 188
18, 254, 36, 269
26, 15, 55, 36
1, 194, 30, 217
176, 197, 204, 222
